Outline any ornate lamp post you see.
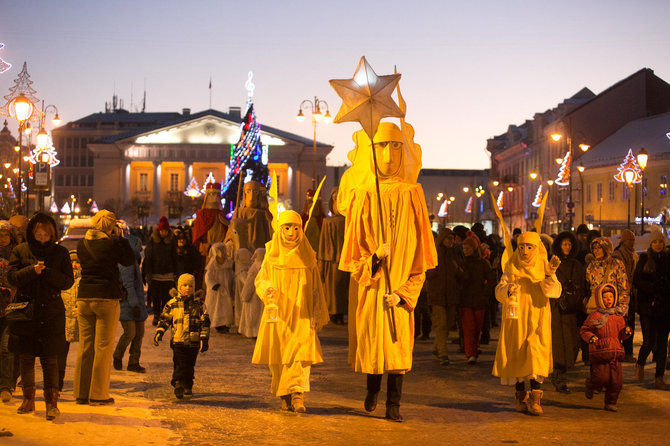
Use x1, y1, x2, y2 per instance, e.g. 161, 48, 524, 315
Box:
8, 93, 34, 213
637, 147, 648, 235
551, 129, 590, 230
577, 163, 586, 225
296, 96, 332, 189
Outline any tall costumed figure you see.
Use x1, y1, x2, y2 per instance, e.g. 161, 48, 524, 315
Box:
332, 57, 437, 422
192, 183, 228, 290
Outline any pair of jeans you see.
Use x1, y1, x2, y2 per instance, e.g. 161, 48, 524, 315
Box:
171, 344, 199, 389
113, 320, 145, 366
73, 299, 120, 400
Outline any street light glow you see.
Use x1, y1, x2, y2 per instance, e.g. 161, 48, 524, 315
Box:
579, 143, 590, 152
551, 133, 562, 142
529, 172, 538, 179
637, 147, 648, 170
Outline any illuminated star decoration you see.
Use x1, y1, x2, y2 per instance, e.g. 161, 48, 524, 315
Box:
0, 44, 10, 74
329, 56, 404, 141
532, 185, 543, 208
614, 148, 642, 184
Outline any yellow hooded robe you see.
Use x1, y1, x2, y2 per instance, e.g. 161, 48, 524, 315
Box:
492, 232, 562, 384
252, 211, 329, 396
339, 123, 438, 374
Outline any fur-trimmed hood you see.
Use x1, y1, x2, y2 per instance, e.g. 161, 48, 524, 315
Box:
150, 228, 174, 244
552, 231, 578, 260
594, 283, 618, 309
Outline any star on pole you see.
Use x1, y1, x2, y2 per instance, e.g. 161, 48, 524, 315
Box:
329, 56, 404, 141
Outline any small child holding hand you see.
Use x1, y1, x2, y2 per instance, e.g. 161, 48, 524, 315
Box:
154, 273, 210, 399
580, 283, 632, 411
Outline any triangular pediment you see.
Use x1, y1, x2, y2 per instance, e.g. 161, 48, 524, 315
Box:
132, 114, 285, 146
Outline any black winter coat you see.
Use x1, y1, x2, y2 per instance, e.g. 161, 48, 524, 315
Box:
457, 254, 494, 310
633, 250, 670, 317
7, 213, 74, 356
426, 244, 463, 307
143, 230, 178, 279
552, 232, 586, 314
77, 229, 135, 300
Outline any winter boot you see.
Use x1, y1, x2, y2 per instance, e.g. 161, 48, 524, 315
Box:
515, 391, 529, 412
385, 373, 404, 422
0, 390, 11, 402
655, 376, 667, 390
17, 355, 35, 414
17, 386, 35, 414
291, 392, 305, 413
45, 388, 60, 420
174, 381, 184, 399
527, 390, 543, 415
364, 374, 382, 412
635, 364, 644, 382
280, 394, 292, 411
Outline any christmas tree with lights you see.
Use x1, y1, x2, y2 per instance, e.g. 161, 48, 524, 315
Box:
0, 62, 40, 121
555, 152, 571, 186
613, 148, 642, 184
221, 102, 269, 213
532, 185, 543, 207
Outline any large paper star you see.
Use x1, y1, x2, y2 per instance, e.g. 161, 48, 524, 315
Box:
329, 56, 404, 141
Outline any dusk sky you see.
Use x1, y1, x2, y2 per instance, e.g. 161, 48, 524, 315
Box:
1, 0, 669, 170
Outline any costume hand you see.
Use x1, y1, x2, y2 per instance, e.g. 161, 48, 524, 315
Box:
375, 243, 391, 260
212, 283, 221, 291
507, 283, 519, 296
266, 287, 277, 301
624, 326, 632, 335
132, 306, 141, 319
547, 255, 561, 274
589, 336, 598, 344
384, 293, 401, 307
153, 331, 163, 346
200, 339, 209, 352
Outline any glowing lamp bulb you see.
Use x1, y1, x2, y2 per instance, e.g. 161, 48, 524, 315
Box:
52, 114, 61, 127
579, 143, 590, 152
624, 169, 635, 185
296, 109, 305, 123
529, 172, 538, 179
555, 158, 563, 165
322, 110, 333, 124
551, 133, 562, 142
637, 148, 648, 170
36, 129, 49, 149
11, 94, 33, 123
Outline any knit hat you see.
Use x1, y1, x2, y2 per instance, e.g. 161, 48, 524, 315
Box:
649, 226, 665, 244
177, 273, 195, 290
621, 229, 635, 242
91, 210, 117, 233
462, 235, 480, 252
157, 216, 170, 232
452, 225, 468, 241
0, 220, 11, 235
576, 224, 589, 236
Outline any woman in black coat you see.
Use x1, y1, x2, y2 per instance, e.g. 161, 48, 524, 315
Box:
550, 231, 585, 393
632, 228, 670, 389
7, 213, 74, 420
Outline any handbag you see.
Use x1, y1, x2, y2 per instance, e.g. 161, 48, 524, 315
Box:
5, 301, 33, 322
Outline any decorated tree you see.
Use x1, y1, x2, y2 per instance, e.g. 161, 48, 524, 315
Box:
221, 103, 269, 214
613, 148, 642, 184
555, 151, 571, 186
0, 43, 11, 74
0, 62, 40, 121
532, 185, 543, 208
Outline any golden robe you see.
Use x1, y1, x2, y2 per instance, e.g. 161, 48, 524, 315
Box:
251, 212, 330, 371
339, 181, 437, 374
492, 232, 562, 384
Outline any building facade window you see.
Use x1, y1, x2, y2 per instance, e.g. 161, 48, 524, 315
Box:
596, 183, 603, 202
169, 173, 179, 192
608, 180, 616, 201
661, 175, 667, 198
139, 173, 149, 192
586, 183, 591, 204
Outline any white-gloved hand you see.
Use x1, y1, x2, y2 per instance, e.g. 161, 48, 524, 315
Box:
375, 243, 391, 260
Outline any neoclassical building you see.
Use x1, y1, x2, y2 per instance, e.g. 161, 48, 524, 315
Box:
51, 106, 332, 224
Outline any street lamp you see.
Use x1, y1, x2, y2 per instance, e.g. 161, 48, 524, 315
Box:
637, 147, 649, 235
8, 93, 35, 213
624, 169, 635, 229
577, 163, 586, 225
296, 96, 331, 188
551, 128, 590, 230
